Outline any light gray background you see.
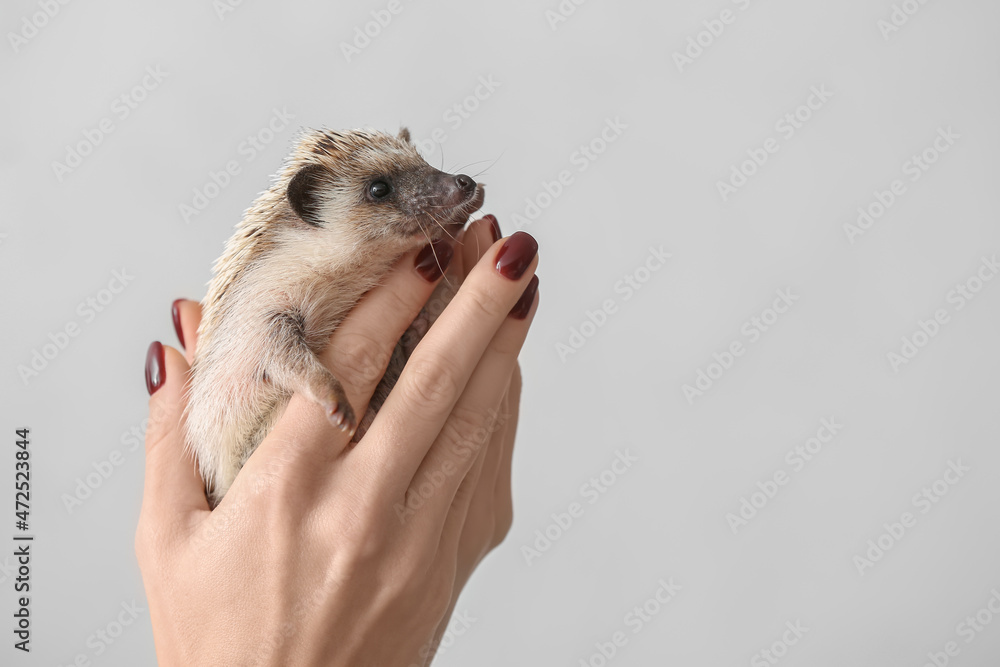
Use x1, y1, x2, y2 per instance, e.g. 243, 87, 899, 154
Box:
2, 0, 999, 665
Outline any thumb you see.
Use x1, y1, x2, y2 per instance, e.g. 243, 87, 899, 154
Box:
140, 341, 210, 523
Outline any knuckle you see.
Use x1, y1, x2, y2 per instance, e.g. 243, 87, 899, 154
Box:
401, 355, 463, 409
489, 328, 524, 358
343, 526, 390, 568
438, 405, 491, 461
330, 494, 392, 564
143, 425, 175, 459
408, 547, 440, 585
333, 332, 393, 388
382, 286, 418, 322
461, 284, 507, 321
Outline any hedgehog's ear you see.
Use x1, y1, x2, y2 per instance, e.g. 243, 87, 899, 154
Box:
287, 164, 326, 227
398, 127, 411, 144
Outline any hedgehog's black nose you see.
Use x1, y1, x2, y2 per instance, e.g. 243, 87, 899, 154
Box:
455, 174, 475, 192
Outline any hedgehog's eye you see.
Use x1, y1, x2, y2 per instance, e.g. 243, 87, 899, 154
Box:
369, 181, 390, 199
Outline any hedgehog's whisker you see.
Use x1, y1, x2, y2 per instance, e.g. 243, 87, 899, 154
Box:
416, 217, 433, 246
419, 215, 455, 290
426, 210, 460, 243
471, 152, 504, 179
450, 156, 499, 175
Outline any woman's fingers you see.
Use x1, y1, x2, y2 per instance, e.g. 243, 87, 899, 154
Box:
171, 299, 202, 364
321, 240, 456, 421
247, 239, 458, 485
361, 231, 538, 506
414, 276, 537, 539
491, 364, 520, 543
462, 214, 501, 277
439, 391, 498, 551
437, 372, 513, 567
138, 342, 210, 537
177, 218, 513, 509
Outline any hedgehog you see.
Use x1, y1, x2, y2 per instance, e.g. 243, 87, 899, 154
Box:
184, 127, 485, 507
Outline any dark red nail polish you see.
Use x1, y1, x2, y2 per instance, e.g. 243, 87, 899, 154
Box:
171, 299, 186, 349
145, 341, 165, 395
495, 231, 538, 280
509, 275, 539, 320
483, 214, 501, 243
415, 240, 454, 282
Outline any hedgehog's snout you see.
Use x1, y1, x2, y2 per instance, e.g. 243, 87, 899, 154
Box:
420, 170, 478, 210
390, 166, 484, 236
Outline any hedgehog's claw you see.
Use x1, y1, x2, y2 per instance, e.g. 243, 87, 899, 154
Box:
326, 398, 357, 437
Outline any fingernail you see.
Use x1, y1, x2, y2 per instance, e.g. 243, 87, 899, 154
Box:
483, 214, 501, 243
509, 275, 539, 320
415, 239, 454, 282
171, 299, 186, 349
145, 341, 165, 395
495, 231, 538, 280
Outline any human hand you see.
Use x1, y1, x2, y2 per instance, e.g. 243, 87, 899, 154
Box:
134, 216, 538, 666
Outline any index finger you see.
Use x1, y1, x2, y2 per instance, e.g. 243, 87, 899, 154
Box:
357, 231, 538, 489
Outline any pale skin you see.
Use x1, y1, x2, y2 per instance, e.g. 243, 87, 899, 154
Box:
134, 217, 538, 666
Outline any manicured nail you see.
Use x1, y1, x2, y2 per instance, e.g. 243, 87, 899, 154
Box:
171, 299, 186, 349
145, 341, 165, 395
495, 231, 538, 280
483, 214, 501, 243
509, 275, 539, 320
415, 239, 454, 282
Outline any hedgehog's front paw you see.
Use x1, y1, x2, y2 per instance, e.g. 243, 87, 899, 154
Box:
316, 382, 357, 437
326, 397, 357, 436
